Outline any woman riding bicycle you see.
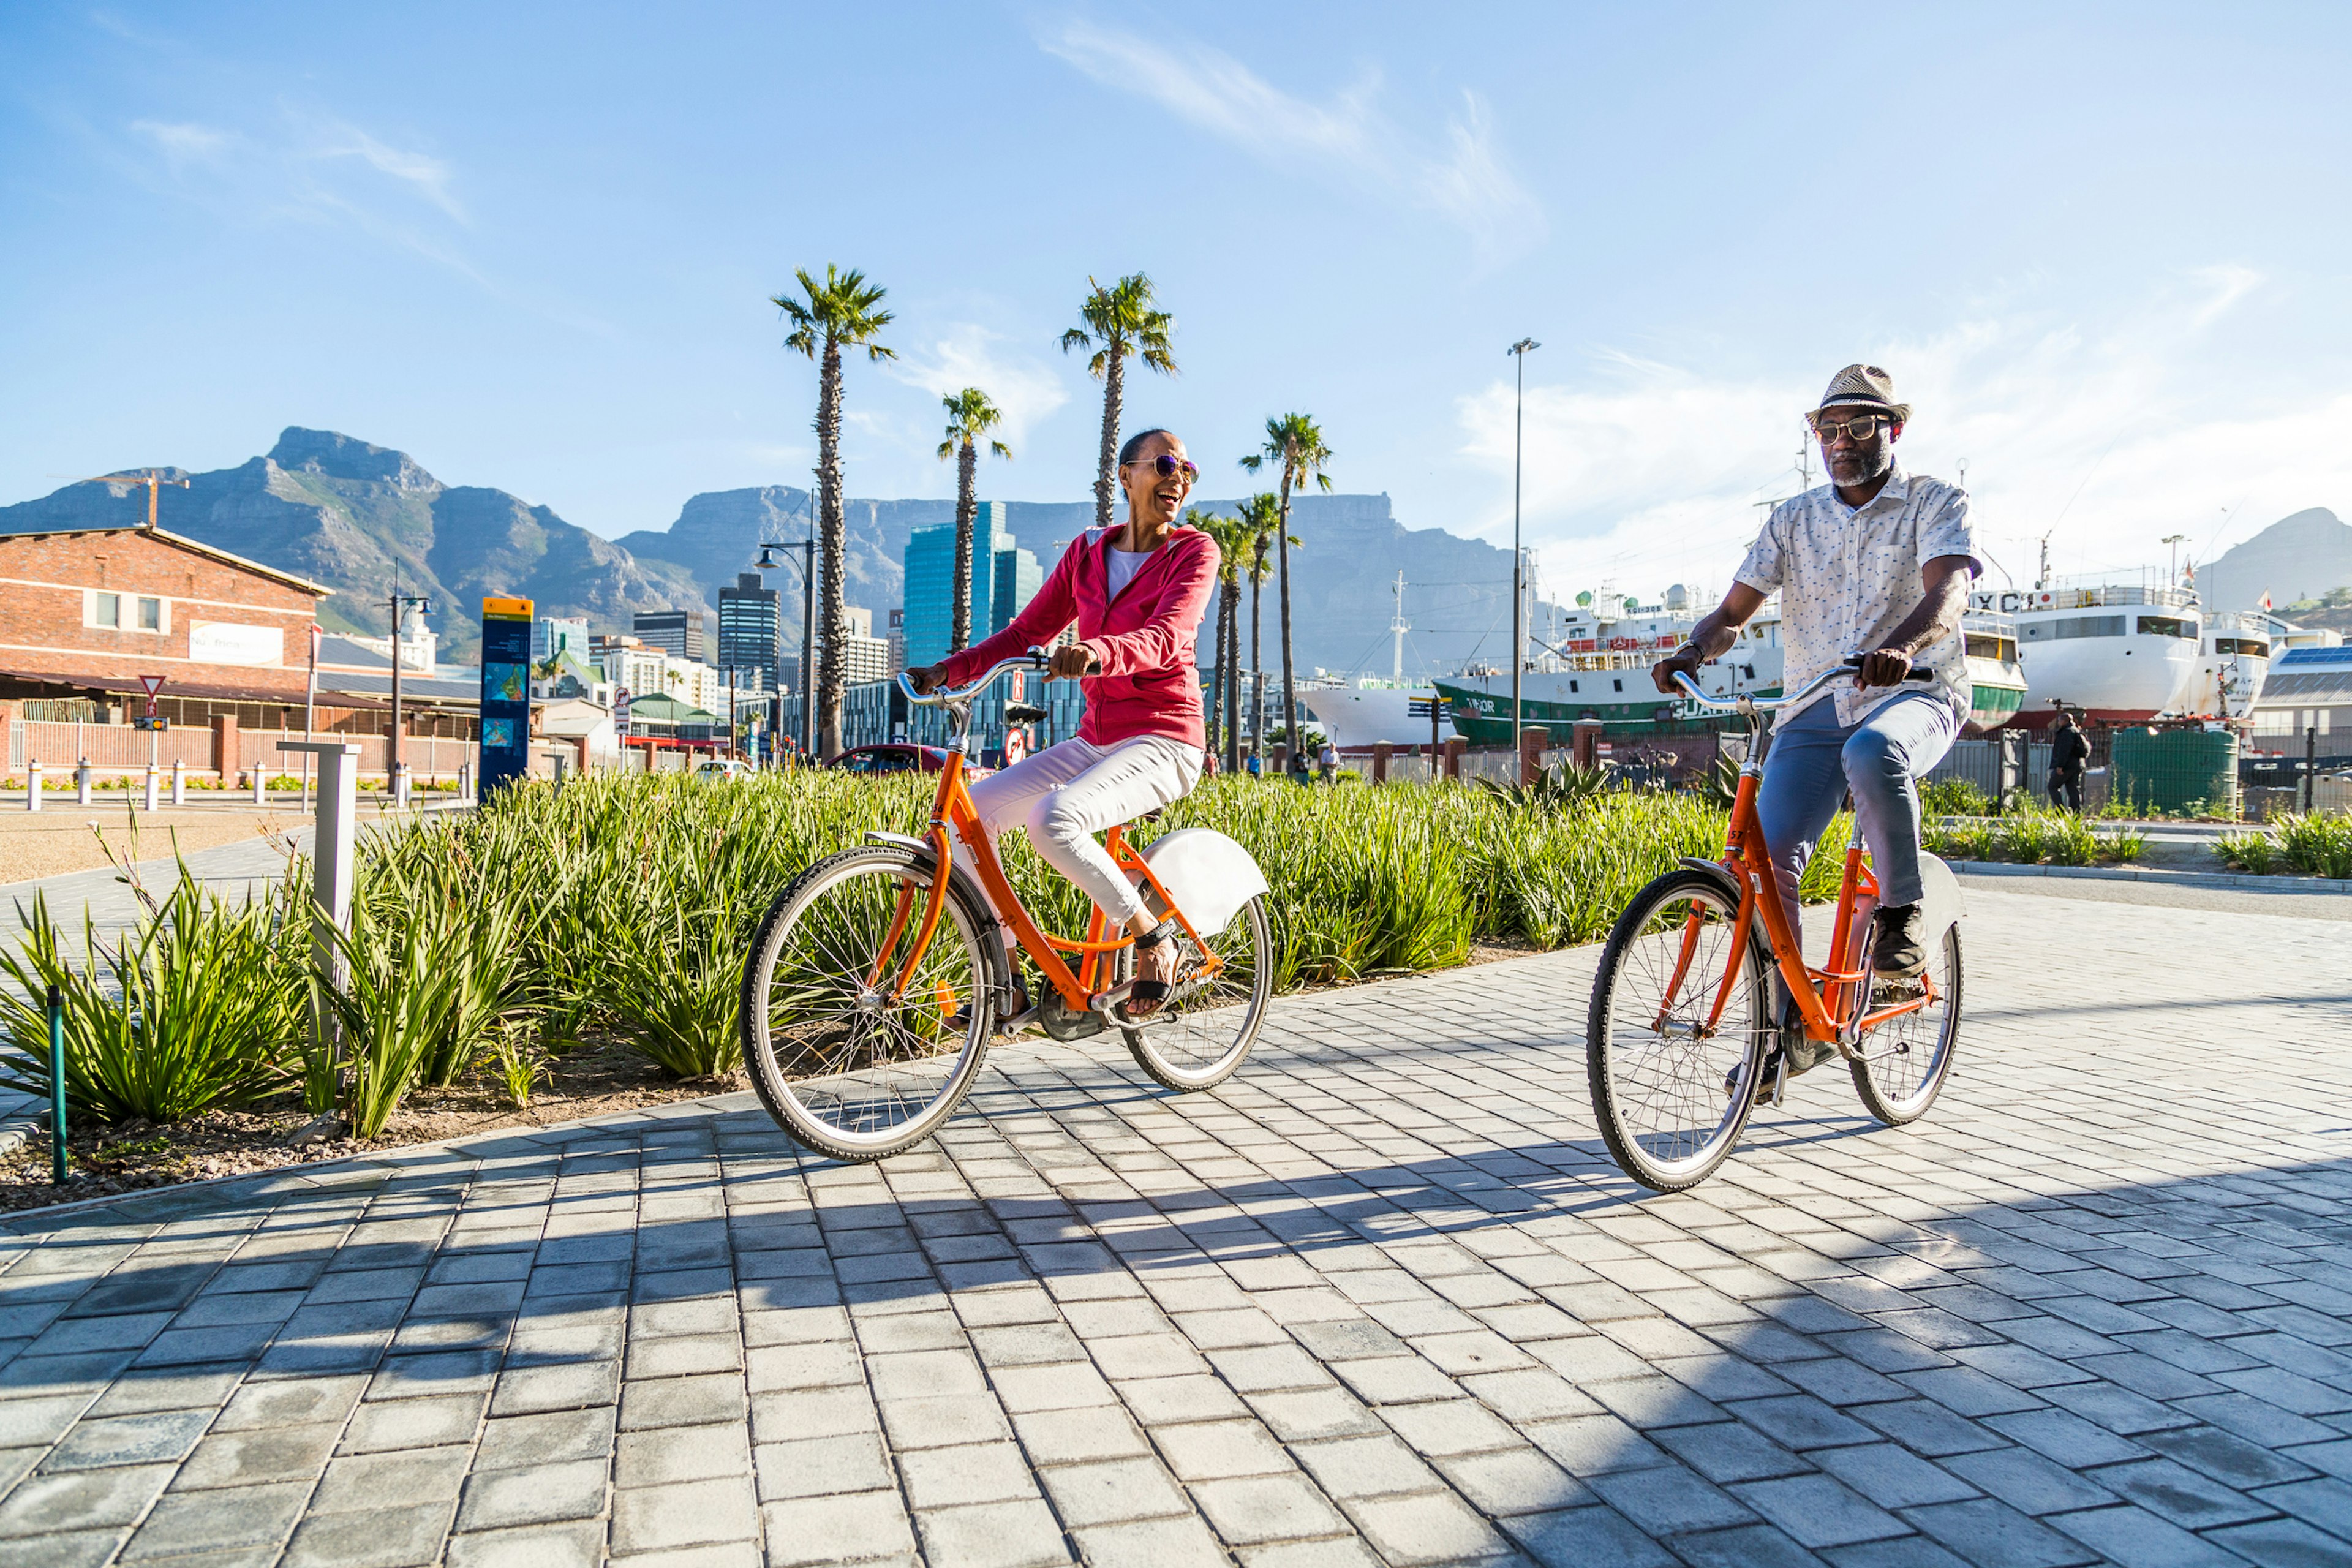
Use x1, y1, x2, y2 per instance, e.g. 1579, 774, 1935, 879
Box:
910, 428, 1218, 1017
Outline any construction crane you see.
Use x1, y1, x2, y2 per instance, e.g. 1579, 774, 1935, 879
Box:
72, 470, 189, 530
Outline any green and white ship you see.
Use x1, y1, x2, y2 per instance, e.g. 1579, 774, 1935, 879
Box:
1437, 589, 2027, 744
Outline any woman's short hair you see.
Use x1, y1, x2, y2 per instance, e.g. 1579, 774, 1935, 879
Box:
1117, 428, 1175, 467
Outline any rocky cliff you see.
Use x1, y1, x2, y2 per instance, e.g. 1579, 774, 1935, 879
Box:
5, 429, 1558, 677
0, 429, 699, 663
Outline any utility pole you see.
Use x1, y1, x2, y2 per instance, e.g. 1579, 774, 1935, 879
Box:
1506, 338, 1540, 746
385, 585, 432, 799
756, 537, 818, 759
1390, 571, 1409, 687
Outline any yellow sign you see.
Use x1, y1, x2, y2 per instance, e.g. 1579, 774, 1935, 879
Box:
482, 597, 534, 620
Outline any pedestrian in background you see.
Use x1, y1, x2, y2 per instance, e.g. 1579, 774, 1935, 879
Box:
2049, 710, 2089, 810
1317, 739, 1338, 782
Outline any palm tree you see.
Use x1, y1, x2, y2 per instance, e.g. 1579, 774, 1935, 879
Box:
1240, 414, 1333, 767
1233, 493, 1287, 766
774, 265, 893, 758
1060, 274, 1177, 530
1185, 508, 1245, 764
937, 388, 1011, 652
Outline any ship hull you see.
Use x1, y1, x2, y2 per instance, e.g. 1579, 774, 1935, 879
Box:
2007, 635, 2199, 728
1434, 672, 1773, 745
1298, 686, 1439, 750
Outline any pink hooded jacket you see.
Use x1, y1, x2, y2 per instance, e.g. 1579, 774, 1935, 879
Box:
935, 524, 1219, 749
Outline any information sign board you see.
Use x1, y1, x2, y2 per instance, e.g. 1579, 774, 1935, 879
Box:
478, 597, 534, 796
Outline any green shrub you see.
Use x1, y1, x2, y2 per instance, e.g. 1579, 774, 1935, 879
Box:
1921, 777, 1991, 816
0, 875, 306, 1122
2218, 813, 2352, 879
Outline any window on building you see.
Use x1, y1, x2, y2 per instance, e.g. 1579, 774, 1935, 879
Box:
95, 592, 120, 628
138, 596, 162, 631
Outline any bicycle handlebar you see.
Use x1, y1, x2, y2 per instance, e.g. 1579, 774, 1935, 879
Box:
898, 648, 1056, 707
1672, 654, 1934, 713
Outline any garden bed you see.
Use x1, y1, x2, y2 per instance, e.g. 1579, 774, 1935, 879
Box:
1923, 812, 2146, 867
2212, 813, 2352, 880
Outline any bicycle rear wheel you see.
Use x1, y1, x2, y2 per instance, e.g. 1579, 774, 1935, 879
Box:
739, 845, 997, 1161
1586, 869, 1774, 1192
1120, 895, 1273, 1091
1850, 922, 1961, 1125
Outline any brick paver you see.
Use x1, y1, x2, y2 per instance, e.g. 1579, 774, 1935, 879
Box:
1, 882, 2346, 1565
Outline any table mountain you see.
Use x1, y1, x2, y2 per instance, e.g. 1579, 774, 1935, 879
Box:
0, 429, 700, 663
2196, 507, 2352, 614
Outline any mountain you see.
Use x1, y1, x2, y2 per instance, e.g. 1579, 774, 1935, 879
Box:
2196, 508, 2352, 613
2, 427, 1560, 678
623, 486, 1553, 679
0, 429, 699, 663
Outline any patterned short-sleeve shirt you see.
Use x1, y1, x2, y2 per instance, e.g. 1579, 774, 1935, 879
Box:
1735, 466, 1981, 727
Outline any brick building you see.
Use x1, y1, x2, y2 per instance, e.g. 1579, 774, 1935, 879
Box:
0, 524, 328, 716
0, 524, 484, 782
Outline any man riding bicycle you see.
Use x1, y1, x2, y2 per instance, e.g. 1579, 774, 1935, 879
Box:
1654, 364, 1979, 1079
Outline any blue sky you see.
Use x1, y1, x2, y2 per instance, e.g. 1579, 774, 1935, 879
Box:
6, 2, 2351, 603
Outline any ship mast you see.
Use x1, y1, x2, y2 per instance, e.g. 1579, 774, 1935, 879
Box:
1389, 571, 1409, 687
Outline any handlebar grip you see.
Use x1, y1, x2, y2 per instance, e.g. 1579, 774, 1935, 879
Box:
1839, 654, 1937, 682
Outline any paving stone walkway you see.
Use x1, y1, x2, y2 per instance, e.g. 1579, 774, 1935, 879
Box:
1, 883, 2348, 1567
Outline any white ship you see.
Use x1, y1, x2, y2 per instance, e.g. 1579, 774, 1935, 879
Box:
1300, 682, 1440, 750
2180, 610, 2274, 721
1972, 583, 2202, 728
1296, 570, 1438, 749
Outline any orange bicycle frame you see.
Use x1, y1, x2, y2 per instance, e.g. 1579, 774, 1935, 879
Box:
1672, 765, 1937, 1046
884, 747, 1222, 1012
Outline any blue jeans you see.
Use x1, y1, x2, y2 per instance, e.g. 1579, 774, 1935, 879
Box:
1754, 690, 1959, 956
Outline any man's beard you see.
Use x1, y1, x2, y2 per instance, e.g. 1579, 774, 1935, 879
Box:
1828, 444, 1893, 486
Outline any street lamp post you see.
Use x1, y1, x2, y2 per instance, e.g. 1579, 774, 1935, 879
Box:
1506, 338, 1540, 747
756, 538, 818, 760
2161, 532, 2188, 589
385, 587, 433, 799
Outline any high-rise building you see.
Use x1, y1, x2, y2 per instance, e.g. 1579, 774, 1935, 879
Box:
837, 606, 894, 686
633, 607, 709, 664
532, 616, 590, 664
885, 609, 905, 676
902, 503, 1044, 668
717, 573, 782, 695
992, 544, 1043, 636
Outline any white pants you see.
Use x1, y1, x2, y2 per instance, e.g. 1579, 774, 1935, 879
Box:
967, 735, 1202, 927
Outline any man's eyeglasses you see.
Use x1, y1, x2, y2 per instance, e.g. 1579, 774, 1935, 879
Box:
1126, 453, 1199, 484
1811, 413, 1894, 442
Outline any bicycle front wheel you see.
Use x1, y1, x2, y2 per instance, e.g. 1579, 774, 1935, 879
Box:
739, 845, 996, 1161
1850, 922, 1961, 1125
1121, 894, 1273, 1091
1586, 869, 1774, 1192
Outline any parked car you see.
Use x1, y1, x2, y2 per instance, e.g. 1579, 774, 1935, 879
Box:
827, 744, 992, 780
693, 758, 753, 781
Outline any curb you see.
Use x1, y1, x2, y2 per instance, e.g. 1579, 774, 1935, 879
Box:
0, 1090, 769, 1232
1948, 859, 2352, 895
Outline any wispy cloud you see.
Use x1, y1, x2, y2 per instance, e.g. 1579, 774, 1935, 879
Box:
129, 119, 238, 170
308, 121, 467, 222
1454, 266, 2343, 603
1036, 17, 1544, 263
886, 325, 1072, 454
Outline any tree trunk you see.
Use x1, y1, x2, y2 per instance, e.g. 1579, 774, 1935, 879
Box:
815, 336, 848, 759
1223, 578, 1243, 770
1093, 345, 1125, 532
1249, 568, 1263, 764
1276, 462, 1298, 758
1205, 587, 1226, 742
952, 439, 976, 652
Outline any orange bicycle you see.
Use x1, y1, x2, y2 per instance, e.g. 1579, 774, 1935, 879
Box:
1586, 658, 1965, 1191
738, 652, 1273, 1161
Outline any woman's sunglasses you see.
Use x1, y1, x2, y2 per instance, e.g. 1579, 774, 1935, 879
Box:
1126, 453, 1199, 484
